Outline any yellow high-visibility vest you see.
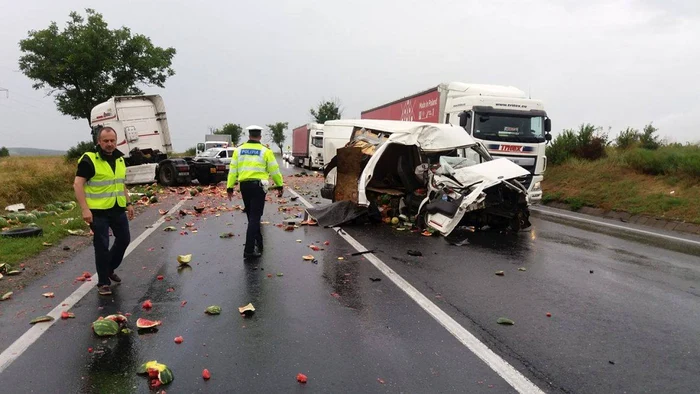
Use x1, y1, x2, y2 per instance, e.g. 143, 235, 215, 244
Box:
79, 152, 127, 209
227, 142, 283, 188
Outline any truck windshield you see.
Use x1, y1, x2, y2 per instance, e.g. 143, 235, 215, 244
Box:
311, 137, 323, 148
473, 114, 545, 143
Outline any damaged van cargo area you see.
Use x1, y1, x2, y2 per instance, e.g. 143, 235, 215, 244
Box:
311, 121, 532, 235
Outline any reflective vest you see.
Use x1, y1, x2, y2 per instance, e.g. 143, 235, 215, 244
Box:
79, 152, 127, 210
227, 142, 283, 188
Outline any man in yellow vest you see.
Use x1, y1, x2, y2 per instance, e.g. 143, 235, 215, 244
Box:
227, 125, 284, 259
73, 126, 134, 296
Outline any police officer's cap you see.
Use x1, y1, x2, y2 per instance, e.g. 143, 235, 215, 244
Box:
246, 125, 263, 138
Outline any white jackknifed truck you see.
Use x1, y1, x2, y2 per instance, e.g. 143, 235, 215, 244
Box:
90, 95, 228, 186
361, 82, 552, 203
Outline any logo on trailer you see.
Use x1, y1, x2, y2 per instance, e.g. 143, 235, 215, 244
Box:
487, 144, 534, 153
400, 100, 414, 121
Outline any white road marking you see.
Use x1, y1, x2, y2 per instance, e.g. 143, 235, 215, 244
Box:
0, 199, 187, 374
530, 206, 700, 247
288, 189, 544, 394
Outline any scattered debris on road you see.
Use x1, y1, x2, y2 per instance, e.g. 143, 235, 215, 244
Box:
496, 317, 515, 325
30, 315, 54, 324
239, 303, 255, 316
205, 305, 222, 315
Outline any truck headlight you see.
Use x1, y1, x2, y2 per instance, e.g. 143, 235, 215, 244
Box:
532, 182, 541, 192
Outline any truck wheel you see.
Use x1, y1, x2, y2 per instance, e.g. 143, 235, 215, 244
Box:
1, 227, 43, 238
158, 163, 177, 186
198, 174, 211, 185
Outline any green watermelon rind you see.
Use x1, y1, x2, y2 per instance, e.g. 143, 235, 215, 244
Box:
93, 318, 120, 336
158, 367, 174, 384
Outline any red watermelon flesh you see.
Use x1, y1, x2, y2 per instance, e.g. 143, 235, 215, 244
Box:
136, 318, 162, 328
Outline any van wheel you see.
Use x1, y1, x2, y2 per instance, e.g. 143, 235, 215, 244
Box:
158, 163, 177, 186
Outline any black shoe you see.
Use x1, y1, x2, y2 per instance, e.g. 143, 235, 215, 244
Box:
109, 272, 122, 283
97, 285, 112, 296
244, 251, 262, 259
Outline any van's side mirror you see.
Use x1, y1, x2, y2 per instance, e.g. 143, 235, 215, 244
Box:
458, 111, 471, 128
544, 118, 552, 132
545, 133, 552, 142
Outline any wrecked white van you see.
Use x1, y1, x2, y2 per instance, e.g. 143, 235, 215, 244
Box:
316, 121, 531, 234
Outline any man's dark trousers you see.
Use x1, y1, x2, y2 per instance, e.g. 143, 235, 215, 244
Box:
90, 210, 131, 286
240, 181, 266, 254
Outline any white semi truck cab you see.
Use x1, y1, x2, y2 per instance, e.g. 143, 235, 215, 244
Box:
309, 127, 325, 169
448, 85, 551, 203
292, 123, 325, 170
90, 95, 228, 186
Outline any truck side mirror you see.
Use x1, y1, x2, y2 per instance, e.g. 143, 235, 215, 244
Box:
545, 133, 552, 142
544, 118, 552, 132
458, 111, 471, 128
91, 125, 102, 145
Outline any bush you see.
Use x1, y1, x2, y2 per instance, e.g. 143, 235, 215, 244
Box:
615, 127, 639, 150
546, 129, 578, 165
65, 140, 96, 162
575, 124, 608, 160
184, 146, 196, 156
546, 124, 608, 164
639, 123, 661, 150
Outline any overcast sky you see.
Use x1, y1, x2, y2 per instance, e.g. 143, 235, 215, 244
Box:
0, 0, 698, 151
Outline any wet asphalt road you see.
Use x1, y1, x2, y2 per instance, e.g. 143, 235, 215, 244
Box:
1, 161, 699, 393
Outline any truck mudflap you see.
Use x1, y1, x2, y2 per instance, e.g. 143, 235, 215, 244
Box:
320, 184, 335, 200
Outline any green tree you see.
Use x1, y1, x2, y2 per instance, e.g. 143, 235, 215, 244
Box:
640, 122, 661, 150
214, 123, 243, 146
0, 147, 9, 157
18, 9, 176, 123
266, 122, 289, 155
184, 146, 196, 156
65, 140, 95, 162
310, 98, 343, 123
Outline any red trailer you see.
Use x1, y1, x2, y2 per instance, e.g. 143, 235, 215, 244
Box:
361, 87, 441, 123
292, 124, 309, 160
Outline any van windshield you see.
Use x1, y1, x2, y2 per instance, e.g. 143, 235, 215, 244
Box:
473, 114, 545, 143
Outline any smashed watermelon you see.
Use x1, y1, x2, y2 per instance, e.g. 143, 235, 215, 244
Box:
136, 318, 162, 329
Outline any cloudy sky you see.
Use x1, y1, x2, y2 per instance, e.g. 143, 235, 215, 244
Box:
0, 0, 698, 151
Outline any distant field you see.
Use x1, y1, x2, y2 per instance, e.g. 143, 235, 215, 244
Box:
7, 147, 66, 156
0, 156, 75, 209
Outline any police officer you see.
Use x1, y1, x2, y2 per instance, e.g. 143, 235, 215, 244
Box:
227, 125, 284, 259
73, 126, 134, 296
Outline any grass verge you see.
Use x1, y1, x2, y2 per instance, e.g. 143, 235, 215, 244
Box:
542, 155, 700, 223
0, 208, 89, 266
0, 156, 89, 267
